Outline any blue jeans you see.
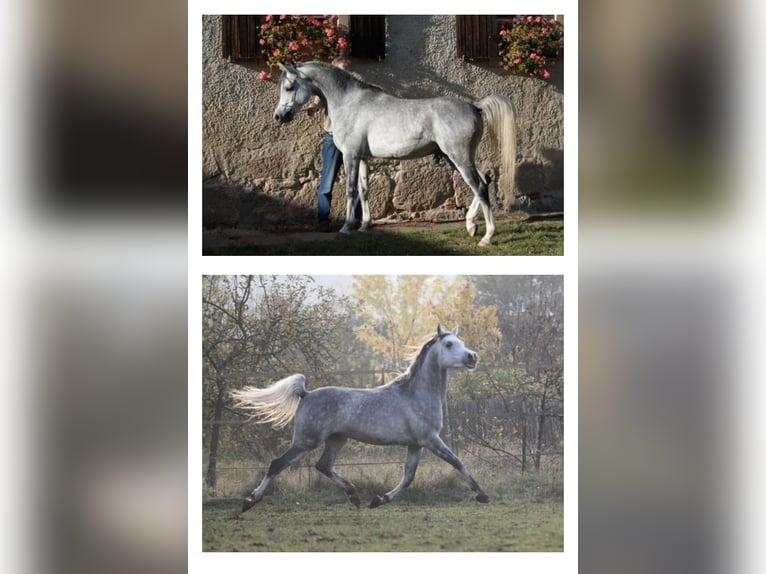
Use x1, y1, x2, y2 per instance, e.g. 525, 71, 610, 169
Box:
318, 133, 361, 226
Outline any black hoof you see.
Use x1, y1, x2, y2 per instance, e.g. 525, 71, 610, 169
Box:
369, 495, 386, 509
475, 493, 490, 503
241, 496, 258, 513
349, 494, 361, 508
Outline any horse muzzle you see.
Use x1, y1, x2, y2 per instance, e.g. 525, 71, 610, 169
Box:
465, 351, 478, 369
274, 110, 294, 124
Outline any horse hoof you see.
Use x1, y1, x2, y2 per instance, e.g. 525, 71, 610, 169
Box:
358, 224, 371, 233
467, 223, 477, 237
242, 496, 259, 513
369, 495, 386, 509
349, 494, 361, 508
475, 493, 490, 503
478, 238, 491, 247
338, 226, 351, 236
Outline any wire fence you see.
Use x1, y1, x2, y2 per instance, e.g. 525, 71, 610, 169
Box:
202, 365, 564, 492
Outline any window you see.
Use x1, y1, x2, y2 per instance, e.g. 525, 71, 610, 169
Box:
455, 15, 498, 64
456, 15, 563, 64
221, 15, 386, 63
221, 16, 264, 61
348, 15, 386, 60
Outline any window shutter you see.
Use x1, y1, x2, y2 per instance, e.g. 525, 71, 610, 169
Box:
222, 16, 264, 62
349, 15, 386, 60
455, 15, 498, 64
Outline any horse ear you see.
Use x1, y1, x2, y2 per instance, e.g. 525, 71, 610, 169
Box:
436, 324, 444, 337
452, 325, 459, 336
278, 62, 300, 77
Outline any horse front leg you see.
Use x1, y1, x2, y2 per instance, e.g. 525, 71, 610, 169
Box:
426, 434, 489, 503
339, 155, 360, 236
357, 159, 372, 232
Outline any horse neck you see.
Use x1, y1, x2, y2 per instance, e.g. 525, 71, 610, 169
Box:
301, 64, 347, 114
408, 349, 448, 405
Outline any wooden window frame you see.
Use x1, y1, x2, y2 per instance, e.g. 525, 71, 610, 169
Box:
222, 15, 386, 64
456, 15, 564, 65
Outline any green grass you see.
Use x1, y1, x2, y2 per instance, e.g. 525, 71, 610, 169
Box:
202, 471, 563, 552
203, 215, 564, 256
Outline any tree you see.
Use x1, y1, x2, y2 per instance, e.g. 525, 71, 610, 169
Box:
352, 276, 501, 372
202, 275, 355, 492
470, 276, 564, 471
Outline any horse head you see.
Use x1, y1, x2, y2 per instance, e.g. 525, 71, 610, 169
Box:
273, 63, 315, 124
434, 324, 477, 370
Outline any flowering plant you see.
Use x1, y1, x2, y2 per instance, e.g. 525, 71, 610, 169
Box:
498, 16, 564, 79
256, 15, 349, 80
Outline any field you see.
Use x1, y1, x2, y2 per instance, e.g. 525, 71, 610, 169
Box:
202, 464, 563, 552
202, 214, 564, 256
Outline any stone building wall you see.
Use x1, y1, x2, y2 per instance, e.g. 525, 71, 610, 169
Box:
202, 15, 564, 228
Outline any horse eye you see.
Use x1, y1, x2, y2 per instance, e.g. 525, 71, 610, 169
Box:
445, 341, 453, 349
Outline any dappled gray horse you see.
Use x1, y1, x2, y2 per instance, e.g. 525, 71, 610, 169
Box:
273, 61, 517, 246
231, 325, 489, 511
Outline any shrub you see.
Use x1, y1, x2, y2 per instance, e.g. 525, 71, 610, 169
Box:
498, 16, 564, 79
257, 15, 349, 80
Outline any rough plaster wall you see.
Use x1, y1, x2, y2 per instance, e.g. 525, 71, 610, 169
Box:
202, 15, 563, 228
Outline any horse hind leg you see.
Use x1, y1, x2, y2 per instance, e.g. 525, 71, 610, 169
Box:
457, 165, 495, 247
315, 435, 361, 508
370, 445, 423, 508
242, 443, 313, 512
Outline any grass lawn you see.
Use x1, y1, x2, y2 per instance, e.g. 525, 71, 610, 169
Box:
202, 214, 563, 256
202, 471, 563, 552
203, 498, 562, 552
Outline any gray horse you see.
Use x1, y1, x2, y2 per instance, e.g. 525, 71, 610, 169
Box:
273, 61, 517, 246
231, 325, 489, 511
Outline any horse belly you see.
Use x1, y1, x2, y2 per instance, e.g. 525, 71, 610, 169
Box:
365, 125, 437, 160
343, 426, 409, 446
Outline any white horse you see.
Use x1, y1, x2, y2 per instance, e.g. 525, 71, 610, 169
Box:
273, 61, 517, 246
231, 325, 488, 511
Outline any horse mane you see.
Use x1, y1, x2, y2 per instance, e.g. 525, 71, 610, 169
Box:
386, 332, 449, 388
297, 61, 385, 93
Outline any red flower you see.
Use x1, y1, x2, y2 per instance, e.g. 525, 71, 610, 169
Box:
259, 38, 266, 45
265, 15, 274, 22
325, 27, 336, 38
338, 37, 348, 49
273, 48, 281, 57
257, 71, 270, 81
543, 69, 551, 79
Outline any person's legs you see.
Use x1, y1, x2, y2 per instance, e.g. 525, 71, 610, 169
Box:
317, 133, 343, 230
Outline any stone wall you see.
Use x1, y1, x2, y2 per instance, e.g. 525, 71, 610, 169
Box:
202, 15, 564, 229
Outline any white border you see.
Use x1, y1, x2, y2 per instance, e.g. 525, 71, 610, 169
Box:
190, 3, 577, 572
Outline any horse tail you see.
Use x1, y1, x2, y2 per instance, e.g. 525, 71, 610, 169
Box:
230, 374, 307, 429
476, 94, 517, 195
